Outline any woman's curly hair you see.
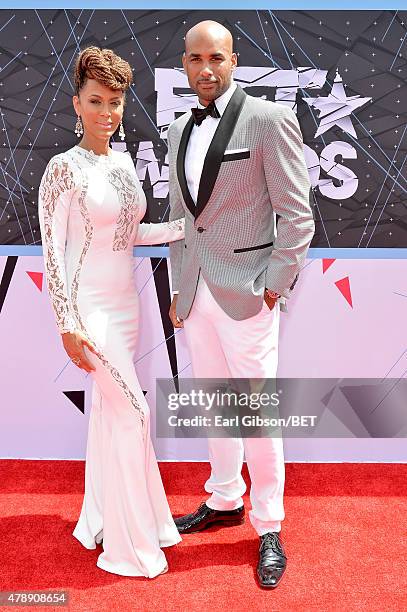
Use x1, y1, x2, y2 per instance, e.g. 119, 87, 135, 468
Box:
74, 46, 133, 96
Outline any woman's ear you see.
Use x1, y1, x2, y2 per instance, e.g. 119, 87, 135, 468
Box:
72, 95, 80, 117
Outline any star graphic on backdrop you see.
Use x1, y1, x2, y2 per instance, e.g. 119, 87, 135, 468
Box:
303, 71, 371, 138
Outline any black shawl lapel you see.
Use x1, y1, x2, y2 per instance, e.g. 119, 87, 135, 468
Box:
176, 115, 195, 217
195, 85, 247, 219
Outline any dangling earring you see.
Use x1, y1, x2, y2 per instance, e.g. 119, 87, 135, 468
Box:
75, 115, 83, 137
119, 120, 125, 141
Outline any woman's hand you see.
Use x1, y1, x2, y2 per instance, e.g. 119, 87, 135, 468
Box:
61, 330, 97, 373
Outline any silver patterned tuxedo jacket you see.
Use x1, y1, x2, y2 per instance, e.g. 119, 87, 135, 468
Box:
168, 85, 315, 321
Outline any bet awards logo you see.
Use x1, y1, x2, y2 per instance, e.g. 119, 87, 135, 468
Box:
130, 67, 371, 202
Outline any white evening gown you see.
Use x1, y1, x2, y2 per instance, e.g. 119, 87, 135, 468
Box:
38, 145, 183, 577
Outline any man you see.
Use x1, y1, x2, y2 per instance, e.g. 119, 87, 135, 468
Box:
167, 20, 314, 588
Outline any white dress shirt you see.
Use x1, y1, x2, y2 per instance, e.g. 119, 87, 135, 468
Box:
185, 81, 237, 204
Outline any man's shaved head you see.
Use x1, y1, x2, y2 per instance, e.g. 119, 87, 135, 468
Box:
182, 20, 237, 105
185, 21, 233, 54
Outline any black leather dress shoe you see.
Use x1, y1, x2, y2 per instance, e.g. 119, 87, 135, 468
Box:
174, 502, 245, 534
257, 532, 287, 589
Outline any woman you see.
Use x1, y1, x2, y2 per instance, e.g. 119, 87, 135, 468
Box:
38, 47, 183, 578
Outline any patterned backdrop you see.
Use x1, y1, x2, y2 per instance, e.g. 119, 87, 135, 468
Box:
0, 9, 406, 248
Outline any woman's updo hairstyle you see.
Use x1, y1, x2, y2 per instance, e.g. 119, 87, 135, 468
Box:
74, 46, 133, 97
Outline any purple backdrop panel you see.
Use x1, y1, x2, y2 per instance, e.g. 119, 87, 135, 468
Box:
0, 256, 406, 461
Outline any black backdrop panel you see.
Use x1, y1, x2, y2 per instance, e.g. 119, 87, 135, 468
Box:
0, 9, 406, 247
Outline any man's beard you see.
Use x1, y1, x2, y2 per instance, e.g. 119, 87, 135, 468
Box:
196, 77, 231, 100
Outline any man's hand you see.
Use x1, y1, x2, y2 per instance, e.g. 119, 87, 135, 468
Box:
169, 295, 184, 328
264, 289, 278, 311
62, 330, 97, 373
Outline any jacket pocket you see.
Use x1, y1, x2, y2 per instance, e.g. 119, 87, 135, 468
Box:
234, 240, 274, 254
222, 150, 250, 162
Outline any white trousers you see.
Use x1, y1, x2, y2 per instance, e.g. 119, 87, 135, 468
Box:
183, 276, 285, 535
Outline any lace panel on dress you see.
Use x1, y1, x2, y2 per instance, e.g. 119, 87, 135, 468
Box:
110, 166, 141, 251
40, 158, 76, 333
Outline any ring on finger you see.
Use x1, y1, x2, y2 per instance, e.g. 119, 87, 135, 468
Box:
72, 357, 81, 365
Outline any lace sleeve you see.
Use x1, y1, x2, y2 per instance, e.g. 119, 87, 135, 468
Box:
38, 155, 77, 334
135, 217, 185, 245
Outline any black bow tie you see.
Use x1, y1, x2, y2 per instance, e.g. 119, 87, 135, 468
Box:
191, 100, 221, 126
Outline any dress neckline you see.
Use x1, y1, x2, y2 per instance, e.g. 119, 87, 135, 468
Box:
74, 145, 113, 160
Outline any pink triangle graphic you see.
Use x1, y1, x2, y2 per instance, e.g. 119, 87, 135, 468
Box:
27, 271, 43, 292
322, 258, 336, 274
335, 276, 353, 308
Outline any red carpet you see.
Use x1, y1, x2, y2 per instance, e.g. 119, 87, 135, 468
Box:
0, 461, 406, 611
